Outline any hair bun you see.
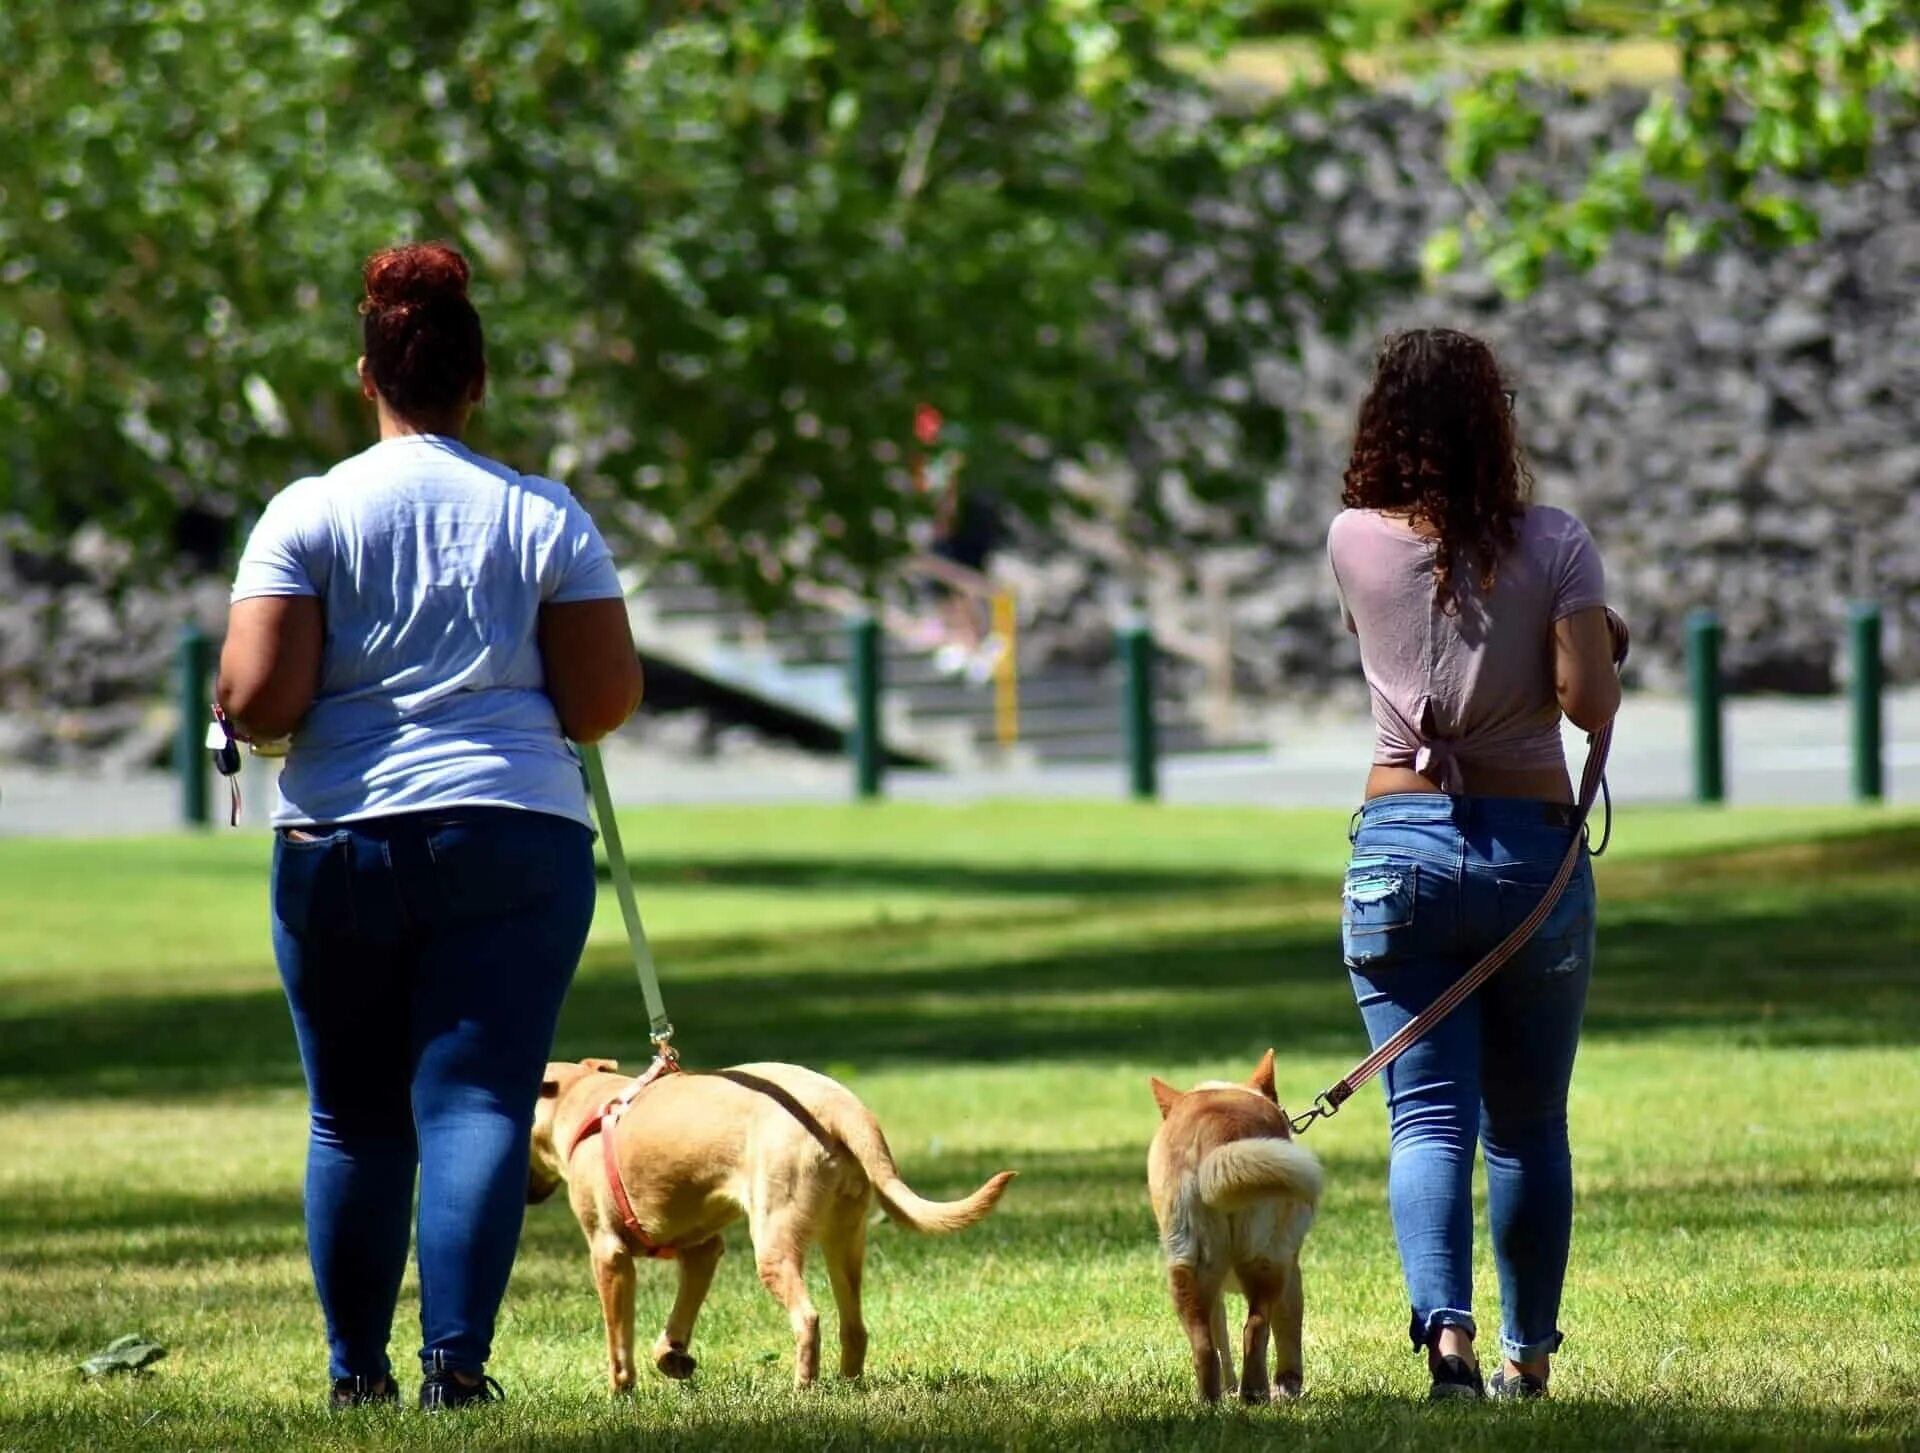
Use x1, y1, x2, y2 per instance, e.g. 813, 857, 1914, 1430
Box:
361, 242, 471, 314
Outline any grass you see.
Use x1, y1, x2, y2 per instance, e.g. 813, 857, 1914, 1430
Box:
2, 801, 1919, 1451
1217, 34, 1681, 92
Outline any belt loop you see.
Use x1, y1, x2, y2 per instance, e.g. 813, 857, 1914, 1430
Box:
1347, 806, 1363, 843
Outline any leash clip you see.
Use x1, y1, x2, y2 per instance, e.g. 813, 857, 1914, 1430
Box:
1289, 1090, 1342, 1137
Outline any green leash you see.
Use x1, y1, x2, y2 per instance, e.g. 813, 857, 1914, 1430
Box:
578, 741, 675, 1054
568, 473, 765, 1060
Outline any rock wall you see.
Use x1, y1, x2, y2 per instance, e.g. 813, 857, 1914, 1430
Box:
1007, 90, 1920, 702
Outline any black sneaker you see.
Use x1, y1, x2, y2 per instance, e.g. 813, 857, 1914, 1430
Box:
328, 1373, 399, 1410
1428, 1353, 1485, 1402
419, 1369, 504, 1411
1489, 1368, 1548, 1400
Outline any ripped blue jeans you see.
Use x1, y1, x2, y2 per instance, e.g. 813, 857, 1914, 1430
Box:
1343, 794, 1595, 1365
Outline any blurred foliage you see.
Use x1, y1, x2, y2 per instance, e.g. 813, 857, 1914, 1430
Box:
0, 0, 1384, 600
1435, 0, 1920, 295
1, 1, 1916, 596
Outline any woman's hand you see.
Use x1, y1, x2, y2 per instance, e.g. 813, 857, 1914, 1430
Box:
218, 596, 324, 742
538, 598, 644, 743
1553, 606, 1623, 733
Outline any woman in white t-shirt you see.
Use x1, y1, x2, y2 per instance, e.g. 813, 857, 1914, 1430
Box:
219, 242, 642, 1411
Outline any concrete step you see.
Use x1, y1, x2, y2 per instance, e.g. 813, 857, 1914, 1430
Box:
1017, 720, 1224, 764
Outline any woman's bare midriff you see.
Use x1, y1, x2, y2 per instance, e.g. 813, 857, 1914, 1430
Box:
1365, 761, 1574, 804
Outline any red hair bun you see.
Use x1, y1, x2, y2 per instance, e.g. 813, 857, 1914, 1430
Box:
361, 242, 471, 314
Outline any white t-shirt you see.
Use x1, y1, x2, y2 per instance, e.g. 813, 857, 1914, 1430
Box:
231, 433, 625, 828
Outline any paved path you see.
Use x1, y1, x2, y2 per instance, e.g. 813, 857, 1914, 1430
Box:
2, 691, 1914, 837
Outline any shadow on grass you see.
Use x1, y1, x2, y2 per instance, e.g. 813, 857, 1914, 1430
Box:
0, 1382, 1906, 1453
3, 829, 1917, 1103
597, 856, 1282, 898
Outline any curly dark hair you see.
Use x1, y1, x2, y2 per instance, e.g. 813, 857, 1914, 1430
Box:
1341, 328, 1532, 611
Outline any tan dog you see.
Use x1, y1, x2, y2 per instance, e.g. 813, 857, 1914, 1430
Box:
1147, 1050, 1323, 1404
530, 1057, 1014, 1391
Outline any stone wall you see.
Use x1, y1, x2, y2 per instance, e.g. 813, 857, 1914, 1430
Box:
1005, 90, 1920, 702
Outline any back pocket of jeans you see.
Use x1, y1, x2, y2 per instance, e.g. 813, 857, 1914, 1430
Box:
1495, 870, 1593, 978
1342, 861, 1419, 968
426, 815, 568, 922
271, 830, 355, 939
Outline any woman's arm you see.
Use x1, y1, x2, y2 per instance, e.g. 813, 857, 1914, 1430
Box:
538, 597, 644, 744
1553, 606, 1623, 732
217, 596, 325, 741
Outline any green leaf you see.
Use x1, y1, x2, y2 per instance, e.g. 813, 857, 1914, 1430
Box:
1420, 225, 1466, 281
80, 1335, 167, 1378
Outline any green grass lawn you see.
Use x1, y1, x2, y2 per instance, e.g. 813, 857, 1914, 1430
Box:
3, 802, 1918, 1450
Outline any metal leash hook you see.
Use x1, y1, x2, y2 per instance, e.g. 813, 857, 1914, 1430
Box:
1289, 1088, 1346, 1138
649, 1030, 680, 1075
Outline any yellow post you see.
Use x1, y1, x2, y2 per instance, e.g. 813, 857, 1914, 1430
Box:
992, 590, 1019, 751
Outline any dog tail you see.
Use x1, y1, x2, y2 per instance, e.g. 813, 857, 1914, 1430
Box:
824, 1099, 1015, 1235
1197, 1136, 1323, 1213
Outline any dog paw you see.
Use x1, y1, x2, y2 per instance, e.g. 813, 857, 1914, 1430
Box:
654, 1346, 697, 1381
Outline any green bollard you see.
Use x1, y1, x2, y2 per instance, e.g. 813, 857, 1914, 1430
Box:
848, 613, 883, 800
1849, 602, 1884, 803
1687, 609, 1724, 805
1119, 621, 1159, 801
177, 624, 212, 827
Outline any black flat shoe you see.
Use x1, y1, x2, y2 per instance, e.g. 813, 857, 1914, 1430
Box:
419, 1369, 504, 1411
1490, 1368, 1548, 1400
328, 1373, 399, 1410
1428, 1353, 1485, 1402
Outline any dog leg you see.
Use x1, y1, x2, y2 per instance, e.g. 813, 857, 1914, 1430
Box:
1168, 1264, 1223, 1403
591, 1239, 639, 1395
1272, 1255, 1304, 1401
1236, 1275, 1276, 1405
653, 1235, 724, 1381
1211, 1297, 1236, 1394
822, 1197, 870, 1380
752, 1214, 822, 1388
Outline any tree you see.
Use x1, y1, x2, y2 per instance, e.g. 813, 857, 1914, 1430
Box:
1433, 0, 1920, 294
3, 0, 1916, 600
0, 0, 1391, 603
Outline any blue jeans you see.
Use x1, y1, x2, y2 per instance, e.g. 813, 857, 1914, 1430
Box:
1342, 794, 1596, 1365
271, 805, 596, 1380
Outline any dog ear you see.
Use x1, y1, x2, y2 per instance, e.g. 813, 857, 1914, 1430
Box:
1149, 1077, 1181, 1119
1247, 1049, 1277, 1102
581, 1057, 621, 1073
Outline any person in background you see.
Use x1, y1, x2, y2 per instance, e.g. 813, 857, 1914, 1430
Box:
1327, 328, 1624, 1404
218, 242, 642, 1412
911, 407, 1006, 682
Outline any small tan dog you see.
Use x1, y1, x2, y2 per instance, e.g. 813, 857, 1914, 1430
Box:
1147, 1050, 1324, 1404
529, 1057, 1014, 1391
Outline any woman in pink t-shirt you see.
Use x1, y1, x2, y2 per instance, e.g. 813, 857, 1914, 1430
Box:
1327, 328, 1622, 1402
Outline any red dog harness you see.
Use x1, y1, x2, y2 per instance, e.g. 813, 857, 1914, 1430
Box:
564, 1056, 681, 1259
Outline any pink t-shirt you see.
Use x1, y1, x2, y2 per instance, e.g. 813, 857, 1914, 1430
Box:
1327, 506, 1607, 789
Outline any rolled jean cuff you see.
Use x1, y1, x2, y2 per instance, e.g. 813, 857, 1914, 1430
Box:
1409, 1307, 1476, 1352
1501, 1329, 1565, 1363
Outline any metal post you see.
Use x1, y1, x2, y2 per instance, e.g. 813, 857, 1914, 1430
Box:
1120, 621, 1159, 801
992, 591, 1019, 753
1687, 608, 1724, 804
848, 613, 883, 800
1849, 601, 1884, 803
177, 624, 212, 827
